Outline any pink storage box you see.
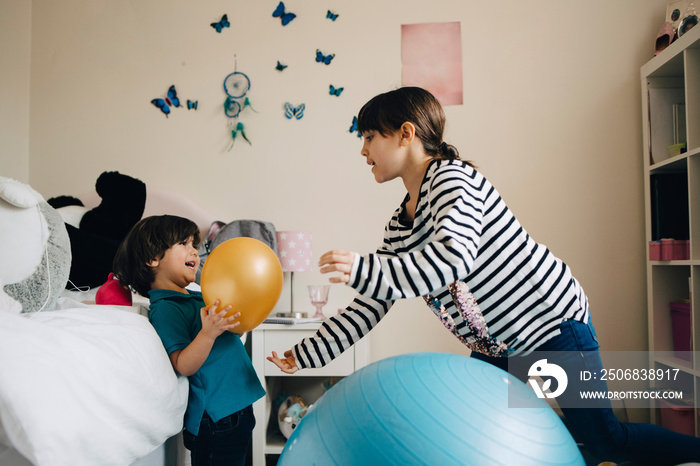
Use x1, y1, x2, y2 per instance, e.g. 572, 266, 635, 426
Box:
670, 302, 691, 360
661, 239, 675, 260
649, 241, 661, 260
659, 399, 695, 436
652, 240, 690, 260
674, 240, 690, 260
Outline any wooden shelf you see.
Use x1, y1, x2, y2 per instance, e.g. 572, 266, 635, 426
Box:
642, 24, 700, 436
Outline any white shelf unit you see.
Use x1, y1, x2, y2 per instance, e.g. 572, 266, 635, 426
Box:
642, 24, 700, 434
249, 322, 369, 466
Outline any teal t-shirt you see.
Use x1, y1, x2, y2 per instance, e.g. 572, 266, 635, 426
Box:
148, 289, 265, 435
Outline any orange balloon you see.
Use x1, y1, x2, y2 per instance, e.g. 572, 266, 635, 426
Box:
200, 237, 283, 334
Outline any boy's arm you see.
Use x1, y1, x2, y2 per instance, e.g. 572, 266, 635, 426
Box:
170, 301, 240, 376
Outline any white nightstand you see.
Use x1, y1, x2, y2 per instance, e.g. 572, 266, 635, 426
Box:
249, 322, 369, 466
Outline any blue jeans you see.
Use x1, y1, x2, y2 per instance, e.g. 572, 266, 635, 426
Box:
472, 318, 700, 464
183, 406, 255, 466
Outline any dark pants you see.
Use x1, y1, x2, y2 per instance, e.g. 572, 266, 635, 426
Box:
472, 318, 700, 464
183, 406, 255, 466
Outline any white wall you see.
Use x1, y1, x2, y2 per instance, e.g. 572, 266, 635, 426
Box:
0, 0, 31, 182
6, 0, 670, 364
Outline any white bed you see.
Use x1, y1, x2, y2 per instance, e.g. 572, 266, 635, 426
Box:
0, 185, 218, 466
0, 294, 188, 466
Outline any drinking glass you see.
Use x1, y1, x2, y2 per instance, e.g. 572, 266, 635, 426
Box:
307, 285, 330, 318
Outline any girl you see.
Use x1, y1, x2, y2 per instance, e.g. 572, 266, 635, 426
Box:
268, 87, 700, 463
114, 215, 265, 466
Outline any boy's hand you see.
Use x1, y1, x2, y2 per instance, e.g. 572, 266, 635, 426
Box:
200, 300, 240, 339
267, 350, 299, 374
319, 250, 356, 284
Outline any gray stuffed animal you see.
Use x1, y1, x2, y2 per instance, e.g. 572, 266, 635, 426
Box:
0, 176, 71, 313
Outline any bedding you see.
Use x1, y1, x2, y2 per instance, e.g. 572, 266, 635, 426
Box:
0, 296, 188, 466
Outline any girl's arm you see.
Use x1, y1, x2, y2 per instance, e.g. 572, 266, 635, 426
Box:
327, 167, 486, 301
290, 295, 393, 369
268, 248, 397, 372
268, 296, 394, 371
170, 301, 240, 376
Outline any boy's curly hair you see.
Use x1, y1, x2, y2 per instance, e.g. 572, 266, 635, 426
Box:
113, 215, 200, 298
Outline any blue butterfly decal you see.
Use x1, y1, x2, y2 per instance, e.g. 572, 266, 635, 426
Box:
272, 2, 296, 26
349, 116, 362, 137
329, 85, 344, 97
187, 100, 198, 110
275, 60, 288, 71
151, 85, 181, 117
316, 49, 335, 65
326, 10, 339, 21
284, 102, 305, 120
211, 14, 230, 33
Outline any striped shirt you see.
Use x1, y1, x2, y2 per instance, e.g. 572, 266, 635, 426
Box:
292, 159, 589, 368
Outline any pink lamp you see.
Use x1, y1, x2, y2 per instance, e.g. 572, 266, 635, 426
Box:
276, 231, 313, 316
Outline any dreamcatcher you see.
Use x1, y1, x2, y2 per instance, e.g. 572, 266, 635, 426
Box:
223, 60, 255, 150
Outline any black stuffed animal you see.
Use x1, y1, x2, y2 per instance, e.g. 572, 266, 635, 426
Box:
48, 171, 146, 288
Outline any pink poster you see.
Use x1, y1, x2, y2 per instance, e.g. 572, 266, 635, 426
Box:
401, 22, 463, 106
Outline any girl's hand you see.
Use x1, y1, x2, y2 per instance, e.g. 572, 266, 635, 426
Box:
200, 301, 240, 340
318, 250, 356, 284
267, 351, 299, 374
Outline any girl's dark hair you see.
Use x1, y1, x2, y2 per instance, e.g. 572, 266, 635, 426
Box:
112, 215, 200, 298
357, 87, 475, 167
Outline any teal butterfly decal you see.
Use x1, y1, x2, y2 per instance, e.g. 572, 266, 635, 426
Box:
275, 60, 288, 71
187, 100, 198, 110
272, 2, 296, 26
151, 85, 181, 117
326, 10, 339, 21
329, 85, 344, 97
349, 116, 362, 137
316, 49, 335, 65
285, 102, 305, 120
211, 14, 230, 33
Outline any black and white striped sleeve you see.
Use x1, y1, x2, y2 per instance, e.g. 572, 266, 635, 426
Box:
290, 246, 397, 369
348, 167, 485, 300
291, 295, 393, 369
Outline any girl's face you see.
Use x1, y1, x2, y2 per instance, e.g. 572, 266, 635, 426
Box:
150, 237, 200, 292
361, 130, 404, 184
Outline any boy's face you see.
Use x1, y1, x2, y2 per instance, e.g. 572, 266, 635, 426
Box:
149, 237, 200, 292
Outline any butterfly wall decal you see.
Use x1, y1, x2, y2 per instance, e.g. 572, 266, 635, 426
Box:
316, 49, 335, 65
211, 14, 230, 33
284, 102, 305, 120
151, 85, 181, 117
187, 100, 198, 110
275, 60, 288, 71
326, 10, 339, 21
349, 116, 362, 137
272, 2, 296, 26
329, 85, 344, 97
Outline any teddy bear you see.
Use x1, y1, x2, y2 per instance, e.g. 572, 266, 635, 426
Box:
277, 395, 312, 439
0, 176, 71, 313
48, 171, 146, 289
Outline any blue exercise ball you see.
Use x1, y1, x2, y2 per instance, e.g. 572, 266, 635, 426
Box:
279, 352, 584, 465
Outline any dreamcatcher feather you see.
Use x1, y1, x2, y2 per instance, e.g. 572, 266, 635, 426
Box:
223, 57, 255, 150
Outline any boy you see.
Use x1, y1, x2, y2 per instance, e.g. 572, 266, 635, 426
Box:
114, 215, 264, 466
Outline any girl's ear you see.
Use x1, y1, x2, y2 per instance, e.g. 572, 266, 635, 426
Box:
147, 259, 159, 268
399, 122, 416, 146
